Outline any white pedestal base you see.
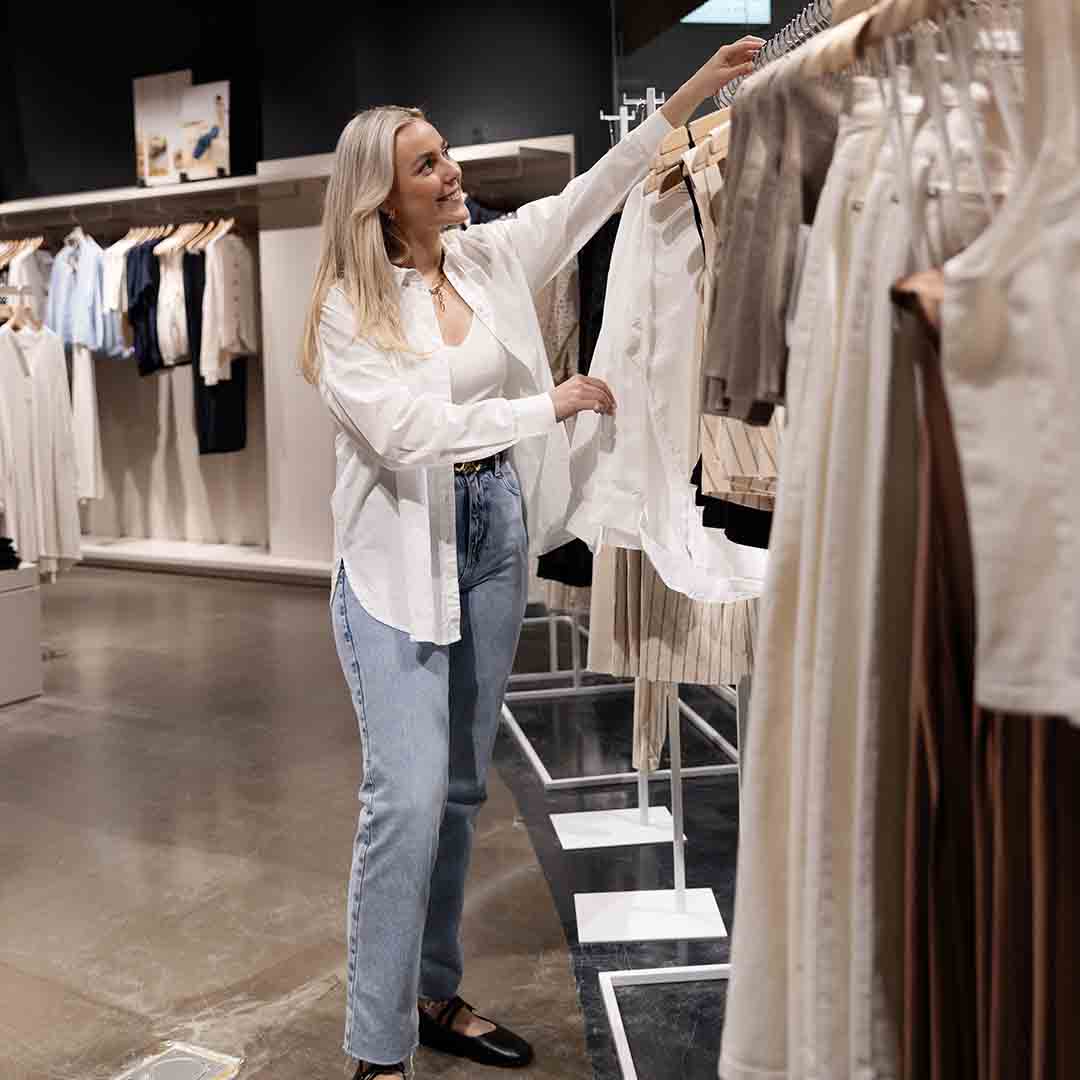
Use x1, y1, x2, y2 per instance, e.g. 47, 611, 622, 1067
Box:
575, 887, 728, 944
550, 807, 682, 851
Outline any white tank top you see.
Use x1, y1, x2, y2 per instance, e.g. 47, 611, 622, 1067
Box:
442, 315, 508, 405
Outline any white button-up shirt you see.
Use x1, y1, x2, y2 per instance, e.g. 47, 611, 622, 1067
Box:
319, 109, 673, 644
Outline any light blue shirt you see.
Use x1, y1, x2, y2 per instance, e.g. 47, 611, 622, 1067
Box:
46, 246, 78, 345
46, 235, 127, 357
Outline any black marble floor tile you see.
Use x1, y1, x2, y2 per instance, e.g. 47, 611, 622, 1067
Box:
617, 980, 727, 1080
495, 632, 743, 1080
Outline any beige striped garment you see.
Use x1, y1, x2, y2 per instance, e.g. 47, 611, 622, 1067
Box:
588, 546, 760, 770
699, 408, 785, 509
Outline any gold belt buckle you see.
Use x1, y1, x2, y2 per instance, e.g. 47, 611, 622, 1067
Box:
454, 460, 484, 475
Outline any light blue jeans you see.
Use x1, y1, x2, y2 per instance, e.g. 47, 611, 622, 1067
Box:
332, 455, 528, 1066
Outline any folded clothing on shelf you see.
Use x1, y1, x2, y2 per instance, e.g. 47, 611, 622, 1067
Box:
0, 536, 21, 570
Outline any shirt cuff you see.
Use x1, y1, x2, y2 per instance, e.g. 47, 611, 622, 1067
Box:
511, 392, 558, 439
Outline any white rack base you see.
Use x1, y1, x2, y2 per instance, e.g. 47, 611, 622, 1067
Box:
80, 536, 332, 585
575, 887, 727, 944
599, 965, 731, 1080
551, 807, 681, 851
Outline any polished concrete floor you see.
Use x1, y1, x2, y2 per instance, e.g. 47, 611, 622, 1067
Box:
0, 568, 590, 1080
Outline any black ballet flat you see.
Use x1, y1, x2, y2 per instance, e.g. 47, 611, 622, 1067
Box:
353, 1062, 406, 1079
418, 995, 534, 1069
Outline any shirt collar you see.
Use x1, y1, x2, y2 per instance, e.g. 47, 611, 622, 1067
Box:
390, 233, 463, 290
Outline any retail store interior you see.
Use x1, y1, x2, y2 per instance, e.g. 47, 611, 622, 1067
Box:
3, 1, 1076, 1079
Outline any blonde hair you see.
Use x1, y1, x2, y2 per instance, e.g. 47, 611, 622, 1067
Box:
301, 105, 425, 385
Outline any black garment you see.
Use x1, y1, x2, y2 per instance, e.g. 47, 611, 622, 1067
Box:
0, 536, 20, 570
537, 538, 593, 588
183, 251, 248, 455
127, 241, 165, 376
464, 196, 508, 225
691, 456, 773, 550
577, 212, 621, 376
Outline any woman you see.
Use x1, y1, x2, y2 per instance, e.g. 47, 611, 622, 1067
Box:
302, 36, 763, 1080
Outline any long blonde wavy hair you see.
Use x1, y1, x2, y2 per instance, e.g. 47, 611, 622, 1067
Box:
301, 105, 425, 385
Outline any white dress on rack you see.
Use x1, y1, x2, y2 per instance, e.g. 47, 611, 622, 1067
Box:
0, 326, 81, 575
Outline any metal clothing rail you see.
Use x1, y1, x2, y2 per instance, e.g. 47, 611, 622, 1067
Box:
715, 0, 835, 105
503, 612, 740, 791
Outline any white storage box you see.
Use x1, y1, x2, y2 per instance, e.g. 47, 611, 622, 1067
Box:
0, 565, 43, 706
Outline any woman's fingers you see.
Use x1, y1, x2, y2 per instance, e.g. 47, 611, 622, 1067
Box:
581, 375, 617, 411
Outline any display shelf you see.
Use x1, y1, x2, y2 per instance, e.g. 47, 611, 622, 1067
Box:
0, 133, 575, 232
79, 536, 332, 585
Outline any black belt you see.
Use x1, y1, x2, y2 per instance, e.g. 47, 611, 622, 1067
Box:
453, 453, 501, 475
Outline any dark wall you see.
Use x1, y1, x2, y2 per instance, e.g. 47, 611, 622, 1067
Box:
258, 3, 615, 179
617, 1, 808, 122
0, 2, 615, 203
1, 3, 261, 201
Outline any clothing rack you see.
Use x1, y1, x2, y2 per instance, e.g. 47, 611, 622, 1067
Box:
715, 0, 835, 106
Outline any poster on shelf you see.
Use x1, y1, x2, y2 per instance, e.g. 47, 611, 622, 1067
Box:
133, 70, 192, 187
179, 81, 231, 182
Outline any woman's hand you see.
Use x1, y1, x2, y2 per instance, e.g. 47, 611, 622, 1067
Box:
660, 36, 767, 128
549, 374, 617, 422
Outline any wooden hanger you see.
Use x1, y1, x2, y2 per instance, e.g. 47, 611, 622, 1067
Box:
154, 221, 201, 255
658, 161, 689, 198
184, 219, 216, 251
659, 125, 690, 156
692, 121, 732, 171
200, 216, 235, 250
8, 288, 41, 332
653, 144, 689, 173
688, 108, 731, 144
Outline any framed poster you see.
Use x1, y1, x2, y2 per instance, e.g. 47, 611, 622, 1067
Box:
133, 70, 192, 186
179, 81, 231, 181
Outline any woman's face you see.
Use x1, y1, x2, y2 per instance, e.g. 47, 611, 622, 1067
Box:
384, 120, 469, 233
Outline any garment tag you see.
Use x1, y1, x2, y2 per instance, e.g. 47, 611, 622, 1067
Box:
785, 224, 812, 346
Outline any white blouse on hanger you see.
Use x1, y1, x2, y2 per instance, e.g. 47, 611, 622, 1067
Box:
0, 325, 81, 575
7, 248, 54, 323
156, 249, 189, 365
200, 233, 259, 386
567, 177, 766, 601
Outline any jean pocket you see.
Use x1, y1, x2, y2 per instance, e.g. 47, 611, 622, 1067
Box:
496, 460, 521, 497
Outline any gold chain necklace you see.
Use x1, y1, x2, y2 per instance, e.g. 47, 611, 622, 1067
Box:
428, 251, 449, 313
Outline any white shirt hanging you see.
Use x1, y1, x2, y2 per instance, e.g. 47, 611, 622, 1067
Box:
200, 233, 259, 385
0, 326, 81, 576
567, 176, 766, 601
